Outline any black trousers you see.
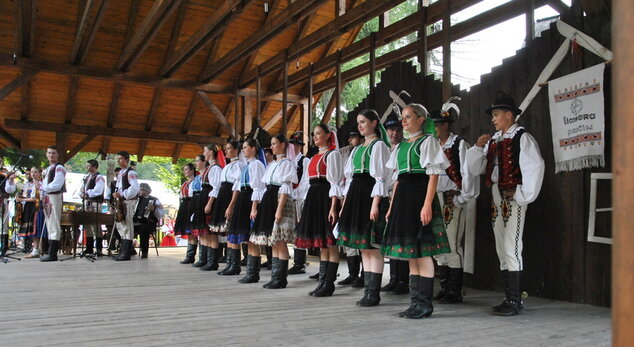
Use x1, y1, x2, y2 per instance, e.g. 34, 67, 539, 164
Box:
134, 223, 154, 255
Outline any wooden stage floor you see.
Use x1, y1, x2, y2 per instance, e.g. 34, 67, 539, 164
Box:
0, 248, 610, 346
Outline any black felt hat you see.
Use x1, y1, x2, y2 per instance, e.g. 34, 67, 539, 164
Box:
288, 131, 305, 146
485, 91, 522, 116
384, 118, 402, 129
348, 130, 361, 138
429, 109, 455, 123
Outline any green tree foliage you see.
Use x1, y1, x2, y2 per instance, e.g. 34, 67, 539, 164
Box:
0, 148, 47, 171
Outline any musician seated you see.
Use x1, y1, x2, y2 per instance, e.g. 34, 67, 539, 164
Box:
133, 183, 164, 258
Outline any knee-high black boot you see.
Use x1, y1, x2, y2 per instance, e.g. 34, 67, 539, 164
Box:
263, 257, 279, 288
358, 272, 382, 307
139, 228, 150, 259
440, 267, 464, 303
314, 261, 338, 297
200, 247, 219, 271
95, 237, 104, 256
221, 248, 242, 276
217, 248, 233, 275
238, 255, 261, 283
338, 255, 360, 285
193, 245, 208, 267
434, 265, 450, 300
240, 243, 248, 266
180, 243, 197, 264
288, 248, 307, 274
496, 271, 523, 316
218, 243, 227, 263
491, 270, 510, 312
267, 258, 289, 289
308, 261, 328, 296
393, 260, 410, 294
405, 276, 434, 319
381, 259, 399, 291
398, 275, 420, 317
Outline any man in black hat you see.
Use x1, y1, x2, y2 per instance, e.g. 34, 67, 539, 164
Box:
379, 117, 410, 295
429, 99, 479, 304
79, 159, 105, 256
133, 183, 164, 258
466, 91, 545, 316
288, 132, 310, 275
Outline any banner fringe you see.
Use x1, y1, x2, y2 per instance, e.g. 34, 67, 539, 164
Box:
555, 155, 605, 173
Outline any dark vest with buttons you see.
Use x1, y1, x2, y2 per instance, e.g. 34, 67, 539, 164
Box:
485, 128, 525, 190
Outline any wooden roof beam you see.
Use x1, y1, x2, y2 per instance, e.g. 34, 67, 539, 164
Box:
548, 0, 570, 14
171, 144, 183, 164
196, 91, 235, 137
0, 69, 37, 101
313, 0, 548, 94
5, 119, 224, 145
17, 0, 37, 57
199, 0, 324, 82
65, 134, 98, 163
239, 0, 408, 87
64, 76, 79, 124
116, 0, 183, 71
160, 0, 251, 77
70, 0, 110, 65
270, 0, 481, 92
0, 127, 20, 148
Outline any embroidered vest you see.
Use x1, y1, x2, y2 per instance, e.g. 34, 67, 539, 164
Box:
308, 150, 333, 178
444, 137, 463, 190
85, 173, 104, 202
352, 139, 379, 174
396, 136, 427, 174
46, 163, 66, 193
485, 128, 525, 189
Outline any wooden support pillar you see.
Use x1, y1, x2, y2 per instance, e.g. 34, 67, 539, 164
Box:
442, 0, 451, 99
335, 49, 342, 128
282, 49, 289, 136
56, 132, 67, 164
256, 65, 261, 127
418, 0, 429, 76
302, 102, 309, 146
242, 96, 252, 135
613, 0, 634, 345
307, 63, 313, 139
526, 0, 535, 42
369, 33, 376, 107
234, 87, 239, 138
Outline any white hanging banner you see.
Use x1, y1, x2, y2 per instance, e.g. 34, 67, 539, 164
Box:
548, 63, 606, 173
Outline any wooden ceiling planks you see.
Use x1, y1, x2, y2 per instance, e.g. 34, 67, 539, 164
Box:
0, 0, 426, 159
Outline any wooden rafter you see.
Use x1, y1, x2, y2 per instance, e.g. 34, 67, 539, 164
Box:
199, 0, 324, 82
160, 0, 250, 77
65, 134, 98, 162
64, 76, 79, 124
0, 127, 20, 148
196, 91, 235, 136
200, 36, 223, 79
17, 0, 36, 57
270, 0, 480, 92
121, 0, 141, 50
313, 0, 549, 94
5, 119, 223, 145
0, 69, 37, 101
116, 0, 183, 71
163, 0, 188, 64
137, 88, 162, 162
239, 0, 407, 87
70, 0, 110, 65
548, 0, 570, 13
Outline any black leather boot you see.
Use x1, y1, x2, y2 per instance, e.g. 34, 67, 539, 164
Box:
405, 276, 434, 319
398, 275, 420, 317
200, 247, 219, 271
338, 255, 360, 285
356, 272, 370, 306
434, 265, 450, 300
95, 237, 104, 257
496, 271, 523, 316
288, 248, 307, 274
180, 243, 197, 264
193, 245, 208, 267
40, 240, 59, 262
238, 255, 261, 283
218, 243, 227, 263
217, 248, 233, 275
381, 259, 398, 291
221, 247, 241, 275
491, 270, 510, 312
114, 239, 132, 261
263, 257, 279, 288
314, 261, 338, 297
308, 261, 328, 296
359, 272, 382, 307
261, 246, 273, 270
440, 267, 464, 303
351, 270, 364, 288
1, 234, 9, 256
80, 237, 94, 257
267, 258, 289, 289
